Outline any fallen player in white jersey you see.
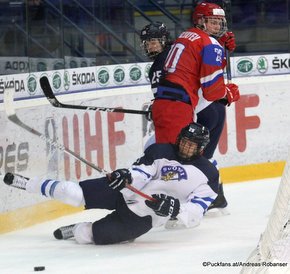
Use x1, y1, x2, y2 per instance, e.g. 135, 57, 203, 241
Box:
3, 122, 219, 245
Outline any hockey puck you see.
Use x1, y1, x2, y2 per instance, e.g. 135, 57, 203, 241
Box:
34, 266, 45, 271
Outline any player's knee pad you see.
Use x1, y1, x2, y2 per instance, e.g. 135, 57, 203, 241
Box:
73, 222, 94, 244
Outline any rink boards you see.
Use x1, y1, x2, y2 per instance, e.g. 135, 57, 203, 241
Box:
0, 73, 289, 233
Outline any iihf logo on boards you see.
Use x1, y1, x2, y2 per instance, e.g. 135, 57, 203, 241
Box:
161, 166, 187, 181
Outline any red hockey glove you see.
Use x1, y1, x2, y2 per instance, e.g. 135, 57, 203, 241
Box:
225, 83, 240, 106
218, 32, 236, 52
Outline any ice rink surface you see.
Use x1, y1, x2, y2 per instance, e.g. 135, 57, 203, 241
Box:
0, 177, 287, 274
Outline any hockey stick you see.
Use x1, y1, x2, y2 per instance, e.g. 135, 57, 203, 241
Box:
40, 76, 149, 115
3, 88, 155, 202
222, 0, 233, 83
225, 51, 232, 83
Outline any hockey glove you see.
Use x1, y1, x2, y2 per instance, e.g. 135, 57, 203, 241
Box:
222, 83, 240, 106
145, 194, 180, 218
106, 168, 132, 191
218, 31, 236, 52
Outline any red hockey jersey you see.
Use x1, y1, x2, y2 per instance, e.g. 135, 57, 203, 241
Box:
163, 27, 226, 109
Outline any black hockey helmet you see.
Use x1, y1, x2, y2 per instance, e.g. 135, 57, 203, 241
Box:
140, 21, 170, 59
140, 21, 170, 41
176, 122, 210, 161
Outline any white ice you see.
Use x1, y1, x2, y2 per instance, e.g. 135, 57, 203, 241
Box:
0, 177, 287, 274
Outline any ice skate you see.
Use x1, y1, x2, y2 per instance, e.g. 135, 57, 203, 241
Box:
206, 183, 230, 216
3, 172, 29, 190
53, 224, 76, 240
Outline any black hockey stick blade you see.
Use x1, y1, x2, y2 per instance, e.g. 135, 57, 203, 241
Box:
40, 76, 149, 115
40, 76, 63, 107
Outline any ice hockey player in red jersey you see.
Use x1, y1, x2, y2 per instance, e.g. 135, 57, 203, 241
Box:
151, 2, 240, 145
140, 17, 235, 211
3, 122, 219, 245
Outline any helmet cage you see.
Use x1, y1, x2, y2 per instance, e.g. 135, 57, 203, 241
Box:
197, 16, 227, 38
140, 37, 167, 59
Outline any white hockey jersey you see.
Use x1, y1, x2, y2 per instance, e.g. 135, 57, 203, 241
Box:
121, 143, 219, 228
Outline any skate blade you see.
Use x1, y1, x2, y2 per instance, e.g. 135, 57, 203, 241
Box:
205, 207, 230, 217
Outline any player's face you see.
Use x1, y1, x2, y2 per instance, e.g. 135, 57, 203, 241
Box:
204, 17, 224, 36
197, 16, 226, 38
178, 138, 199, 159
145, 39, 163, 54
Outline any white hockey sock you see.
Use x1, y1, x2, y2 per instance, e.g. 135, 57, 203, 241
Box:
26, 177, 85, 207
73, 222, 94, 244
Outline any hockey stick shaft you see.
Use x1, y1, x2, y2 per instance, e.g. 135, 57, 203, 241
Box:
40, 76, 149, 115
4, 88, 155, 202
222, 0, 233, 84
225, 50, 232, 83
